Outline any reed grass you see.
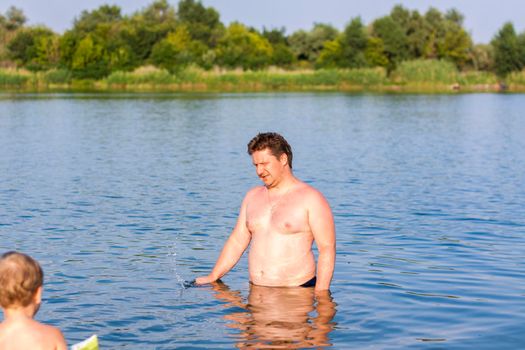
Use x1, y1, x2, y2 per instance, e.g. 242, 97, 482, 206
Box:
457, 71, 498, 85
391, 59, 458, 84
43, 69, 72, 84
0, 62, 522, 92
105, 65, 175, 85
178, 66, 387, 90
0, 69, 30, 87
105, 65, 388, 90
506, 70, 525, 85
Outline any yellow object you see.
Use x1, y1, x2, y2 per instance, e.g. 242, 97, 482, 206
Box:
71, 334, 99, 350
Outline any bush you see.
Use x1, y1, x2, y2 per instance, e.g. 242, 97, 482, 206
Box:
506, 70, 525, 85
339, 67, 387, 85
43, 69, 72, 84
0, 69, 30, 86
105, 65, 174, 85
173, 64, 205, 83
457, 71, 498, 85
391, 59, 458, 84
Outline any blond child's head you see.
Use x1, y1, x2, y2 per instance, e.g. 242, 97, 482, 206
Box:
0, 251, 43, 309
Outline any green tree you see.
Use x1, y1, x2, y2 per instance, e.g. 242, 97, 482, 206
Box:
288, 23, 338, 64
288, 30, 309, 61
317, 17, 368, 69
518, 32, 525, 69
390, 5, 411, 29
444, 8, 464, 27
262, 28, 295, 67
7, 28, 33, 61
340, 17, 368, 68
316, 39, 342, 68
262, 27, 287, 45
404, 10, 427, 59
120, 0, 178, 63
59, 30, 81, 70
372, 16, 408, 71
71, 34, 107, 78
177, 0, 224, 47
1, 6, 27, 63
389, 6, 426, 59
63, 21, 135, 78
309, 23, 338, 62
33, 34, 60, 69
96, 23, 136, 71
60, 4, 142, 77
215, 23, 273, 70
365, 37, 389, 68
7, 26, 58, 70
438, 21, 472, 69
73, 5, 122, 34
471, 44, 494, 71
422, 7, 446, 59
491, 22, 523, 77
4, 6, 26, 31
270, 43, 295, 67
142, 0, 176, 23
403, 6, 474, 68
151, 25, 206, 71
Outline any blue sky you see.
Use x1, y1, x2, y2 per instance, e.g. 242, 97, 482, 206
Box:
2, 0, 524, 44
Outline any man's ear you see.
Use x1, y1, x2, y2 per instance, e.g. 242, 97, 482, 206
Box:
279, 153, 288, 166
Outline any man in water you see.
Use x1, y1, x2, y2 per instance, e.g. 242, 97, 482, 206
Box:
196, 132, 335, 291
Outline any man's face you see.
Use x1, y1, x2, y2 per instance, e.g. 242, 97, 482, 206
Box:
251, 148, 286, 188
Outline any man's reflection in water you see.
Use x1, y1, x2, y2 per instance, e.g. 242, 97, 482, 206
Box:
210, 281, 337, 349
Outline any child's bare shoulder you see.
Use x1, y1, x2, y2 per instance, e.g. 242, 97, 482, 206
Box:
0, 319, 66, 350
38, 322, 67, 350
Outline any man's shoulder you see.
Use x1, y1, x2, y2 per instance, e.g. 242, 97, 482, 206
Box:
295, 182, 330, 207
245, 186, 266, 200
296, 181, 325, 197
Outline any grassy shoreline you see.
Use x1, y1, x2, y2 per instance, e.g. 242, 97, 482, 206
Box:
2, 61, 525, 93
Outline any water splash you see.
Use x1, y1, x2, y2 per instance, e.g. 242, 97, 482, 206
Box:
168, 242, 187, 289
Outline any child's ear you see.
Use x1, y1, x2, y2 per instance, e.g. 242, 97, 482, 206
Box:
34, 286, 43, 305
30, 286, 43, 317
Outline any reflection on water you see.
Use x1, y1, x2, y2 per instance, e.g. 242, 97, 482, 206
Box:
210, 282, 337, 349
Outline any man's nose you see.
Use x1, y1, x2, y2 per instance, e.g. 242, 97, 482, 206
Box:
256, 165, 264, 175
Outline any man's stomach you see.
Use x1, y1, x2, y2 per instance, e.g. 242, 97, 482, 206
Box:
248, 248, 316, 287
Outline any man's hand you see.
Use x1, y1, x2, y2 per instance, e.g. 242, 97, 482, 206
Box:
195, 275, 217, 285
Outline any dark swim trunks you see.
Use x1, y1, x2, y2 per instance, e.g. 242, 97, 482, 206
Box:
300, 276, 317, 288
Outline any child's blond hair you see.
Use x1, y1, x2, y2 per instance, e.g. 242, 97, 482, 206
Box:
0, 251, 43, 308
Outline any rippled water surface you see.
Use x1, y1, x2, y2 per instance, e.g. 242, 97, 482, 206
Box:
1, 93, 524, 349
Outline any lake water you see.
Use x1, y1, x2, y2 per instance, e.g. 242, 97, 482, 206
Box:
1, 92, 524, 349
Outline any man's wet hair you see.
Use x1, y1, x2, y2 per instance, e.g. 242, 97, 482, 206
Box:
0, 251, 43, 308
247, 132, 293, 168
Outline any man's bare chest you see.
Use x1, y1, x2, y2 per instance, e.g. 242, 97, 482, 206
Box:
246, 199, 309, 235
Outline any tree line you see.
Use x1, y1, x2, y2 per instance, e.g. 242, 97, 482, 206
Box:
1, 0, 524, 79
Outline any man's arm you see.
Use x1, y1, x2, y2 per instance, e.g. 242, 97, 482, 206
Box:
195, 196, 251, 285
308, 190, 336, 291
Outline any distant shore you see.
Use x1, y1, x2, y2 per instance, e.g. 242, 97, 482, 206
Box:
2, 61, 524, 93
